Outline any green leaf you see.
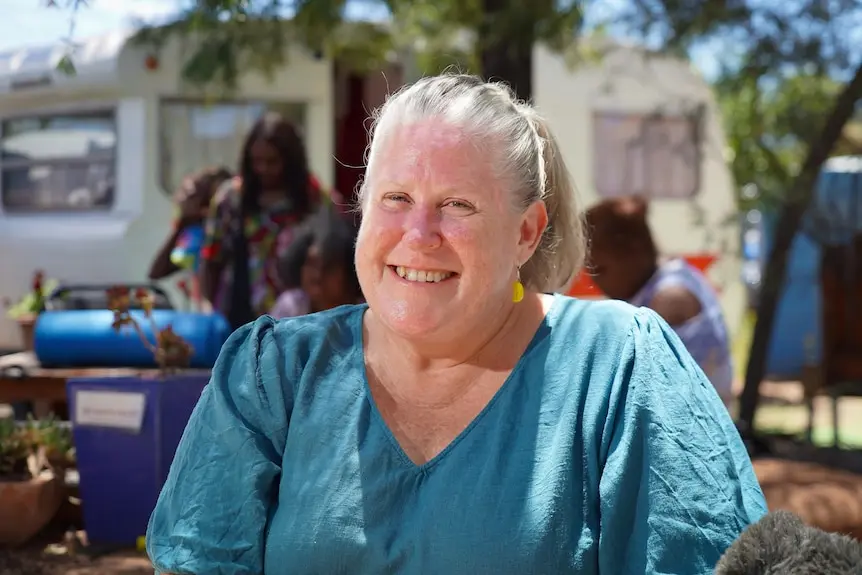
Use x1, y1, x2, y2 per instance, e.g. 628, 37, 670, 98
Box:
55, 54, 76, 76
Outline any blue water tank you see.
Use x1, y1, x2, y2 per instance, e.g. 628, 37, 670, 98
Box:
33, 309, 231, 369
761, 213, 821, 378
763, 156, 862, 378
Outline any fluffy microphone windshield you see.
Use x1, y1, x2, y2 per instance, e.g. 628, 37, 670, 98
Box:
714, 510, 862, 574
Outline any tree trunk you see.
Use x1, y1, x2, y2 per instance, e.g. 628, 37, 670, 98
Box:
478, 0, 535, 102
737, 62, 862, 436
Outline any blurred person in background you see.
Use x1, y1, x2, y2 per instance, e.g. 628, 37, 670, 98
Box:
269, 205, 363, 319
147, 166, 233, 283
199, 112, 346, 330
584, 195, 734, 408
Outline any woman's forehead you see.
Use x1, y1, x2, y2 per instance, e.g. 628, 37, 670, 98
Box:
373, 120, 494, 188
251, 138, 279, 156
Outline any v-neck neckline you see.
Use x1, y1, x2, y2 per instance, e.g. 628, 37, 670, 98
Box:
353, 295, 558, 473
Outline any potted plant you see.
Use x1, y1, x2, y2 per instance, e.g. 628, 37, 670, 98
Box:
66, 287, 210, 546
107, 286, 195, 375
0, 415, 73, 546
3, 270, 58, 352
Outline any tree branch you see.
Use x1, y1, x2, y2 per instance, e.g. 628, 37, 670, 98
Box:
756, 136, 792, 185
737, 59, 862, 436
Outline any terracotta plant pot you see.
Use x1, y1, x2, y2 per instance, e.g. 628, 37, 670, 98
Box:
0, 474, 66, 546
16, 314, 37, 352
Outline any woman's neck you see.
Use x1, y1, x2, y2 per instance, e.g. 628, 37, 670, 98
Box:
365, 293, 549, 373
363, 293, 551, 407
258, 189, 284, 209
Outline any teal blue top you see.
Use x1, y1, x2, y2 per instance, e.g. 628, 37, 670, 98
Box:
147, 296, 766, 574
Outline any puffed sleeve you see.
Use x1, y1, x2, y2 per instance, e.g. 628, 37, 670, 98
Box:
598, 308, 767, 574
147, 315, 292, 574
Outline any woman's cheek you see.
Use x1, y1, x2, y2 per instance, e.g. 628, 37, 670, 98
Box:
363, 208, 404, 238
439, 219, 477, 245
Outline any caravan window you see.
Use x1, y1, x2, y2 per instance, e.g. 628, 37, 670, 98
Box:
0, 111, 116, 212
592, 112, 701, 199
159, 101, 305, 194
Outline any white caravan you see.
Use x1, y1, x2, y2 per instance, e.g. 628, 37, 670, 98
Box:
0, 30, 740, 349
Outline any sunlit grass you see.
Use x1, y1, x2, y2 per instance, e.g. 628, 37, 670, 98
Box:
753, 400, 862, 449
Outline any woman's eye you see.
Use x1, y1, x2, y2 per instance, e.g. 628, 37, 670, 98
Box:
445, 200, 474, 211
383, 194, 409, 204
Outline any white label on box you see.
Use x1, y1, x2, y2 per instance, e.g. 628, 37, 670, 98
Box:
74, 390, 147, 433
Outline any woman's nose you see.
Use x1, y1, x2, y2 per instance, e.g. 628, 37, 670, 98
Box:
403, 206, 442, 250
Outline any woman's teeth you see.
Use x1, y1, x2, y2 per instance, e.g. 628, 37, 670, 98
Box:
394, 266, 453, 283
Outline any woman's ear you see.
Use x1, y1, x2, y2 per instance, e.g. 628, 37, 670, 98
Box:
518, 200, 549, 259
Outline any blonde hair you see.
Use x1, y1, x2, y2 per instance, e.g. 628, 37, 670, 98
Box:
360, 73, 584, 293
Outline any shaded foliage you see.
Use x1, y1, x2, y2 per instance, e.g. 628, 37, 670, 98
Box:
120, 0, 582, 100
717, 72, 850, 210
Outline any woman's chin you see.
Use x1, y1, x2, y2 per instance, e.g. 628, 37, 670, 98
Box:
374, 301, 454, 340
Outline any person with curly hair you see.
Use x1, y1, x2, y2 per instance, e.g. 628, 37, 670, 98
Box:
270, 206, 363, 318
147, 166, 233, 281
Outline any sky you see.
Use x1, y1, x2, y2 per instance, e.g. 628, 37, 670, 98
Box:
0, 1, 177, 51
0, 0, 722, 79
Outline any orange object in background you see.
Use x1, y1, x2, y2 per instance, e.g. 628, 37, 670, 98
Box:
685, 253, 719, 275
567, 253, 719, 298
566, 270, 604, 298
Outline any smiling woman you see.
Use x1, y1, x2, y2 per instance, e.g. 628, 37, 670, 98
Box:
146, 73, 766, 575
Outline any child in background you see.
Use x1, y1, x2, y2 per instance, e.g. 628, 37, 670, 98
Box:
147, 167, 232, 310
270, 206, 363, 318
148, 166, 233, 282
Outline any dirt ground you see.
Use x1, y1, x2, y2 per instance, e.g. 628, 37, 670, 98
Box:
0, 546, 151, 575
0, 519, 152, 574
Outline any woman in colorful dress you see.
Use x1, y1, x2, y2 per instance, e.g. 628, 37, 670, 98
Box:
199, 112, 346, 329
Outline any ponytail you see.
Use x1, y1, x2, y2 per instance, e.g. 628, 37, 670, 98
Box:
519, 112, 585, 293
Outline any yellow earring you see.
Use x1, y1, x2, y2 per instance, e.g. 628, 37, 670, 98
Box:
512, 267, 525, 303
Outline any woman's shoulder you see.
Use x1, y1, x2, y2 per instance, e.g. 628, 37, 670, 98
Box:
272, 303, 363, 339
549, 295, 644, 344
549, 295, 723, 399
545, 295, 681, 375
223, 305, 365, 398
251, 303, 364, 350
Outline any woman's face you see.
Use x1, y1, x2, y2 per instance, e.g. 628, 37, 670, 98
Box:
587, 235, 656, 301
587, 245, 641, 301
355, 119, 547, 342
585, 199, 657, 301
249, 139, 283, 190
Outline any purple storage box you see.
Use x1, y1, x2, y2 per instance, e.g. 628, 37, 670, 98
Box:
67, 373, 210, 546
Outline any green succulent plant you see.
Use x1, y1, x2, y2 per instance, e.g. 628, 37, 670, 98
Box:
0, 419, 30, 480
0, 416, 74, 481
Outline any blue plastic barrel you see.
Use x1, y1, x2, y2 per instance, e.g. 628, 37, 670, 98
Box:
761, 156, 862, 378
67, 374, 210, 545
761, 212, 822, 378
33, 310, 231, 369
